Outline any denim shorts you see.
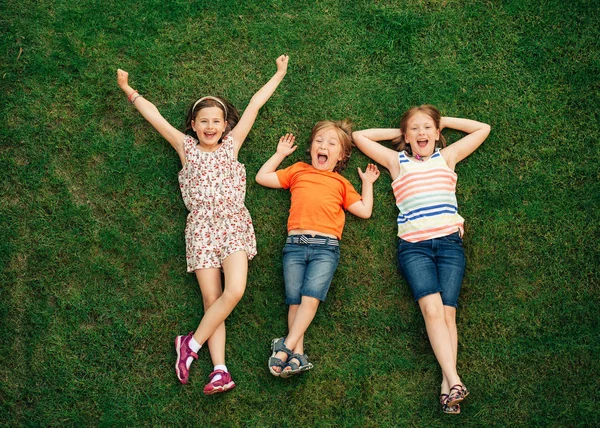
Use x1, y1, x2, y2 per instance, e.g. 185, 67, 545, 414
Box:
397, 232, 466, 308
282, 235, 341, 305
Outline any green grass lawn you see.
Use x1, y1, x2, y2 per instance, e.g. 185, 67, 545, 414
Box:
1, 0, 599, 426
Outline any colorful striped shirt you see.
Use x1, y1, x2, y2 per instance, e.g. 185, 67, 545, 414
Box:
393, 150, 464, 242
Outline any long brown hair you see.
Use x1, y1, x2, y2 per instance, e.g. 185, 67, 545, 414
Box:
395, 104, 446, 155
307, 119, 354, 173
183, 97, 240, 142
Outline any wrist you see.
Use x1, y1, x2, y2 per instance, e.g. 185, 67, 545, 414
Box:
127, 90, 143, 104
121, 85, 133, 95
440, 117, 448, 130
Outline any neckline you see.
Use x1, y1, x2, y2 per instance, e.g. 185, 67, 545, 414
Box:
403, 149, 437, 163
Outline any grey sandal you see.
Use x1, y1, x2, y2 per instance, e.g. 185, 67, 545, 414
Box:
280, 353, 313, 378
268, 337, 292, 377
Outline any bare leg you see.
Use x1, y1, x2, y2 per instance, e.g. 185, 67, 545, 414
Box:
287, 304, 304, 355
418, 293, 461, 394
192, 251, 247, 346
440, 305, 458, 394
195, 268, 226, 367
271, 296, 320, 372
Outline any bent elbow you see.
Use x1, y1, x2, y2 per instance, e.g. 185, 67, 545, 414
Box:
352, 131, 364, 144
357, 210, 373, 220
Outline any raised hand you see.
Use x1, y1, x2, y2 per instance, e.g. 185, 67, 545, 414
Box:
276, 133, 297, 157
358, 163, 380, 183
116, 69, 129, 89
276, 55, 289, 74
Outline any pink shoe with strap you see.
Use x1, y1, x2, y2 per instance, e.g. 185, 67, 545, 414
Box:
203, 370, 236, 395
175, 333, 198, 384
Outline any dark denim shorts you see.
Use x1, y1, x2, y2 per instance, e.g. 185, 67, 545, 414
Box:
397, 232, 466, 308
282, 235, 340, 305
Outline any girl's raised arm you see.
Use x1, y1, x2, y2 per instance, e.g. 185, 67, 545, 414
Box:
439, 117, 491, 170
117, 69, 186, 165
352, 129, 402, 178
230, 55, 289, 156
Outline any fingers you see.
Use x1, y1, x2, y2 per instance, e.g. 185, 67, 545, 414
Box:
366, 163, 380, 175
277, 133, 297, 155
358, 164, 380, 181
279, 133, 295, 145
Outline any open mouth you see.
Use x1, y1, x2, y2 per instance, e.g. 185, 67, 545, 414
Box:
317, 154, 328, 165
204, 132, 217, 139
417, 138, 428, 148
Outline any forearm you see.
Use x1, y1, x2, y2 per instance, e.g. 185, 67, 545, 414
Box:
359, 181, 374, 218
349, 181, 374, 219
352, 131, 399, 172
119, 83, 136, 98
441, 117, 489, 134
117, 73, 184, 152
119, 83, 162, 122
354, 128, 401, 142
247, 70, 286, 111
256, 152, 286, 187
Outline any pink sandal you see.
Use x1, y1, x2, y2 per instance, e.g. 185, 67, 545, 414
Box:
203, 370, 236, 395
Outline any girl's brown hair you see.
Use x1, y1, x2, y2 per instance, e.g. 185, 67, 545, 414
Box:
307, 119, 354, 173
183, 97, 240, 142
394, 104, 447, 154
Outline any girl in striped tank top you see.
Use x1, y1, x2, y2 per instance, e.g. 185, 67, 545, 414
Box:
353, 105, 490, 414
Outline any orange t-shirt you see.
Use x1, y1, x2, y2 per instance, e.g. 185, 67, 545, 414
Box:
276, 162, 362, 239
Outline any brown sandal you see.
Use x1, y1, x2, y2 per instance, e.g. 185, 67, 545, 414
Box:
440, 394, 461, 414
447, 384, 469, 407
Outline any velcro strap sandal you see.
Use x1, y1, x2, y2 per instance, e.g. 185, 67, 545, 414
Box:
268, 337, 292, 377
280, 353, 313, 378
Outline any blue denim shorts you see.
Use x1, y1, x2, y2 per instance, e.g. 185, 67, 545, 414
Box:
282, 235, 341, 305
397, 232, 466, 308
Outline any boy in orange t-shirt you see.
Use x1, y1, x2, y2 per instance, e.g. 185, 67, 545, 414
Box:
256, 120, 380, 377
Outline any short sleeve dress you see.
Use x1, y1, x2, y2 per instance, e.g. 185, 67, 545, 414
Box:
178, 133, 257, 271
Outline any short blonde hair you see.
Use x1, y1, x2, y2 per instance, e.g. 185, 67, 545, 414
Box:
308, 119, 354, 173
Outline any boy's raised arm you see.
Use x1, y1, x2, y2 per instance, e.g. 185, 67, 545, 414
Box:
256, 133, 297, 189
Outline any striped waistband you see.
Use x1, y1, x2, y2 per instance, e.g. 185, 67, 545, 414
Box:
286, 235, 339, 246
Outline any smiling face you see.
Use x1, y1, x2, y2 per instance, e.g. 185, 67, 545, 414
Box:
404, 111, 440, 158
191, 106, 228, 151
310, 127, 344, 172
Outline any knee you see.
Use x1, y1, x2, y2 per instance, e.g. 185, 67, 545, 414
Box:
444, 312, 457, 327
301, 296, 320, 310
202, 292, 221, 310
421, 303, 444, 322
222, 286, 245, 305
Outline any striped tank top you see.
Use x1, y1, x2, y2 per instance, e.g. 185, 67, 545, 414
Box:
392, 150, 464, 242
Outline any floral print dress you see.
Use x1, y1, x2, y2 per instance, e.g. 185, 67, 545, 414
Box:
178, 133, 257, 271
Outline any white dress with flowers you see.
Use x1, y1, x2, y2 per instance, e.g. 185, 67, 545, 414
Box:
178, 133, 256, 271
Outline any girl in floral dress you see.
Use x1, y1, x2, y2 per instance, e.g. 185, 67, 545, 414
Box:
117, 55, 288, 394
